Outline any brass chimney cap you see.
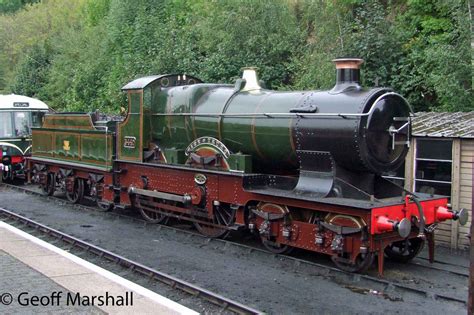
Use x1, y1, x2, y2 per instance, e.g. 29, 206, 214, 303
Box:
332, 58, 364, 69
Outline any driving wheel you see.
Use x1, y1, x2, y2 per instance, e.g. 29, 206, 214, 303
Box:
66, 177, 84, 203
194, 205, 236, 238
41, 172, 55, 196
137, 196, 170, 224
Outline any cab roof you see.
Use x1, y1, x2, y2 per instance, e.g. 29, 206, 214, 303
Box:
122, 74, 202, 90
0, 94, 49, 110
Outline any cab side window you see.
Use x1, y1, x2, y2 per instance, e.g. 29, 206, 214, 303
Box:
31, 111, 45, 127
0, 112, 13, 138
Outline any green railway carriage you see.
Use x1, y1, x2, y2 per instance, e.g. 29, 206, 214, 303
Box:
0, 94, 49, 182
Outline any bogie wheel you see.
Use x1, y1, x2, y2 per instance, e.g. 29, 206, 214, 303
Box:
332, 252, 374, 273
194, 205, 236, 238
384, 238, 425, 263
66, 178, 84, 203
137, 196, 170, 224
262, 239, 294, 255
96, 198, 114, 212
41, 173, 55, 196
256, 203, 294, 254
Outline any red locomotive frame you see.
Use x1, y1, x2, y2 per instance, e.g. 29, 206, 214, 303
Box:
28, 154, 463, 275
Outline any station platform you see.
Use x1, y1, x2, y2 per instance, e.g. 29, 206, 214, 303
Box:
0, 221, 198, 314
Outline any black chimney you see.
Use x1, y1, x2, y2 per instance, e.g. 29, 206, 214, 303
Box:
330, 58, 364, 93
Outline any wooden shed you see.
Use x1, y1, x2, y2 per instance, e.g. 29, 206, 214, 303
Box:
384, 112, 474, 249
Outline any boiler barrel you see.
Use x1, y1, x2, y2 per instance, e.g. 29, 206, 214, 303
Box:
160, 84, 410, 174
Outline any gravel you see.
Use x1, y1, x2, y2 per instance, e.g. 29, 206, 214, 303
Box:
0, 185, 468, 314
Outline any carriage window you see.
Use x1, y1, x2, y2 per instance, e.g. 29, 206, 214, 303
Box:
0, 112, 13, 138
13, 111, 31, 136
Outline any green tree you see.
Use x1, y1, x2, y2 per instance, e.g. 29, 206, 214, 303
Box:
287, 0, 349, 90
1, 0, 471, 113
11, 43, 51, 99
193, 0, 302, 88
0, 0, 86, 94
0, 0, 39, 14
392, 0, 472, 111
342, 1, 402, 87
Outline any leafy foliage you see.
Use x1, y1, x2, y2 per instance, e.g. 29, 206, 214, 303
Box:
392, 0, 472, 111
342, 0, 472, 111
11, 43, 51, 99
0, 0, 39, 14
0, 0, 86, 94
342, 1, 402, 87
192, 0, 302, 88
0, 0, 471, 112
287, 0, 349, 90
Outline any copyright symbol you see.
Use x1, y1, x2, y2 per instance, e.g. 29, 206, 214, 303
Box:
1, 293, 13, 305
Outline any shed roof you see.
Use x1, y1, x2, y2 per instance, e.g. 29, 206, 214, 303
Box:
411, 112, 474, 139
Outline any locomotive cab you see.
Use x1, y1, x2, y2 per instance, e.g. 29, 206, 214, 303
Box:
118, 74, 204, 163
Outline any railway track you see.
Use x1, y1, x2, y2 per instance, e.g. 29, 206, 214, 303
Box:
417, 253, 469, 269
407, 257, 469, 277
0, 207, 262, 315
0, 182, 468, 307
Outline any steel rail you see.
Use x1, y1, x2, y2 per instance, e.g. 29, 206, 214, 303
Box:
0, 182, 468, 306
0, 206, 262, 315
417, 255, 468, 268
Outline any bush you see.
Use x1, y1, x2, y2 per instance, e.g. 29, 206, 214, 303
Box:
11, 43, 51, 99
1, 0, 472, 112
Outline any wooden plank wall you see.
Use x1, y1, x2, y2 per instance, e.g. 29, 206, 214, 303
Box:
457, 139, 473, 249
408, 138, 473, 249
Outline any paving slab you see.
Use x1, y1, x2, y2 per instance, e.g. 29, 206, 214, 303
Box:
0, 222, 198, 314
